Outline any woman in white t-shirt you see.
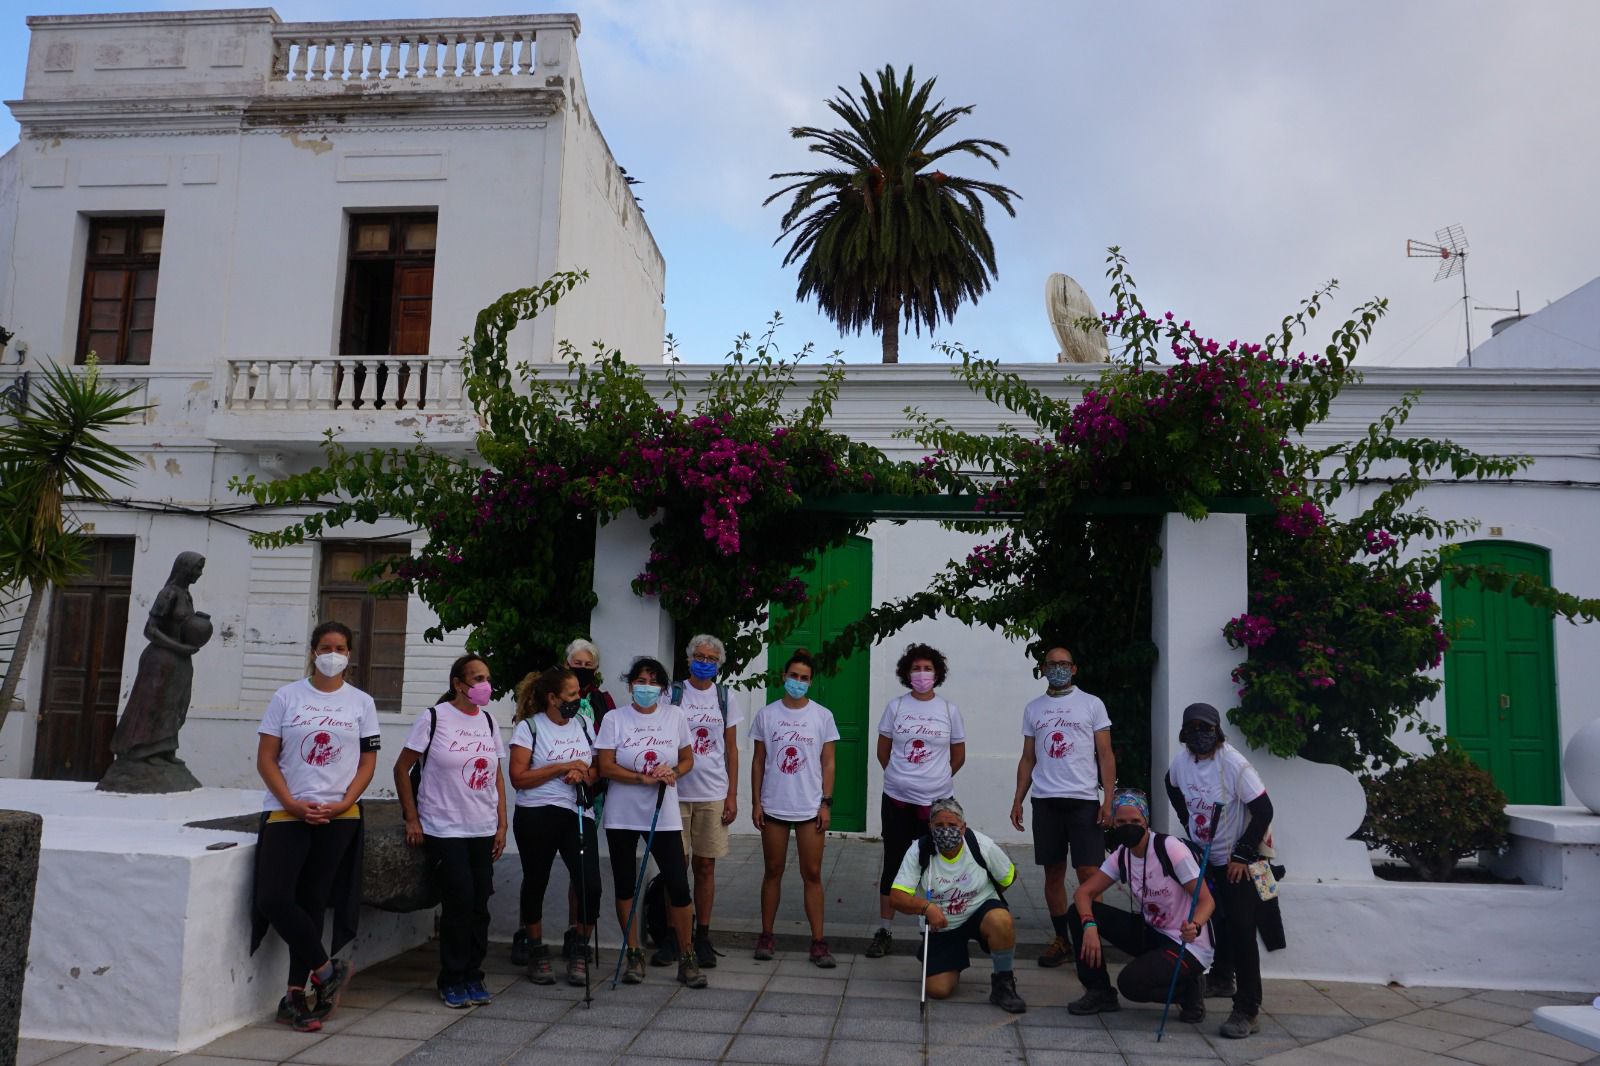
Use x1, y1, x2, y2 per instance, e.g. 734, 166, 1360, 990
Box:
867, 642, 966, 961
749, 648, 840, 968
392, 655, 507, 1010
251, 620, 379, 1032
507, 667, 601, 988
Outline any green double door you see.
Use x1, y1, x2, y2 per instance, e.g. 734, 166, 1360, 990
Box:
1442, 541, 1560, 804
766, 536, 873, 832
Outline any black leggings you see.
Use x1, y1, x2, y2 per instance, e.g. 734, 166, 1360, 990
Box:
426, 835, 495, 988
1208, 867, 1263, 1015
513, 804, 601, 927
878, 794, 929, 897
1077, 901, 1204, 1002
254, 817, 360, 987
606, 827, 691, 906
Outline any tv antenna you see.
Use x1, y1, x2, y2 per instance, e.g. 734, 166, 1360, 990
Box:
1407, 224, 1473, 365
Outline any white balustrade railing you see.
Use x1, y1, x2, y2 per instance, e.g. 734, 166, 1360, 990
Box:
270, 16, 574, 85
222, 356, 468, 413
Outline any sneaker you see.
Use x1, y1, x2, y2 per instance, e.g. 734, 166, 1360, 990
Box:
1219, 1011, 1260, 1039
276, 991, 322, 1032
465, 979, 492, 1006
865, 927, 893, 959
650, 931, 678, 967
622, 948, 646, 985
1205, 973, 1237, 999
693, 931, 718, 969
1067, 987, 1121, 1015
527, 942, 556, 985
309, 958, 352, 1016
1037, 935, 1072, 968
677, 952, 708, 989
809, 938, 837, 969
510, 928, 530, 967
439, 984, 471, 1009
566, 943, 590, 987
1179, 978, 1206, 1024
561, 925, 580, 960
988, 971, 1027, 1014
754, 932, 776, 961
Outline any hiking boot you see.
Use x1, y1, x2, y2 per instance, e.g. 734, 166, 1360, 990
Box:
989, 971, 1027, 1014
1179, 978, 1206, 1024
693, 931, 718, 969
809, 938, 837, 969
1037, 935, 1072, 968
754, 932, 776, 961
1219, 1011, 1260, 1039
276, 991, 322, 1033
465, 979, 492, 1006
439, 984, 471, 1009
561, 925, 580, 960
1067, 987, 1121, 1015
677, 952, 708, 989
865, 927, 893, 958
527, 943, 556, 985
566, 943, 590, 987
1205, 973, 1237, 999
510, 928, 530, 967
309, 958, 351, 1016
622, 948, 646, 985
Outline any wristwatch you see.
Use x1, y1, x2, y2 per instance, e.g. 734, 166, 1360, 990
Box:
820, 796, 833, 808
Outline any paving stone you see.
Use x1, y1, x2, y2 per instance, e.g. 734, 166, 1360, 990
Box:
623, 1028, 734, 1060
26, 1048, 146, 1066
925, 1047, 1027, 1065
1023, 1053, 1127, 1066
739, 1010, 837, 1036
1391, 985, 1477, 1009
927, 1018, 1021, 1047
520, 1024, 634, 1052
195, 1025, 325, 1061
1354, 1018, 1476, 1053
823, 1040, 928, 1066
463, 995, 576, 1023
1111, 1026, 1216, 1056
839, 995, 924, 1021
289, 1034, 423, 1065
341, 981, 418, 1010
501, 1052, 599, 1066
1439, 996, 1538, 1026
1316, 1032, 1474, 1066
841, 978, 908, 1000
345, 1009, 463, 1040
1404, 1007, 1514, 1039
668, 987, 758, 1012
724, 1034, 831, 1064
395, 1043, 517, 1066
1451, 1039, 1576, 1066
831, 1017, 926, 1043
390, 990, 475, 1015
701, 970, 770, 991
1207, 1035, 1302, 1064
167, 1057, 283, 1066
1269, 1012, 1366, 1041
1475, 990, 1593, 1010
766, 974, 849, 996
1485, 1024, 1597, 1063
1016, 1025, 1121, 1052
652, 1005, 748, 1032
435, 1017, 549, 1044
1123, 1056, 1223, 1066
752, 991, 838, 1015
105, 1053, 178, 1066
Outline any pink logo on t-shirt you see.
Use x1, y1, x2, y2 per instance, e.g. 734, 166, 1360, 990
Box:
1047, 731, 1072, 759
779, 746, 804, 775
640, 749, 661, 774
463, 757, 494, 791
906, 739, 931, 765
946, 887, 972, 915
301, 731, 342, 767
693, 727, 713, 755
1192, 807, 1213, 842
1144, 900, 1166, 925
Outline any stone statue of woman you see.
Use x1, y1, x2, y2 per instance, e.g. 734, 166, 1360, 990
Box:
98, 551, 212, 793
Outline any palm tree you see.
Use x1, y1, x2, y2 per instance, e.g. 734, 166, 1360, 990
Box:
766, 65, 1019, 363
0, 358, 148, 733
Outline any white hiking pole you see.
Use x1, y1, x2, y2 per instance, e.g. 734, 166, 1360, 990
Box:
918, 858, 931, 1018
1156, 801, 1224, 1042
575, 783, 593, 1008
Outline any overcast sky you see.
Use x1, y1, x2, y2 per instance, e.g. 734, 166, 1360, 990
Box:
4, 0, 1597, 365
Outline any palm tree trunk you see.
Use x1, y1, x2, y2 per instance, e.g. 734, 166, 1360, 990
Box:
0, 579, 45, 739
880, 302, 900, 364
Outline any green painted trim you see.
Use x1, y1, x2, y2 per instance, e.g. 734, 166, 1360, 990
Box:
797, 493, 1274, 519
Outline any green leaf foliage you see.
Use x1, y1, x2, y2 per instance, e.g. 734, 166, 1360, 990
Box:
1357, 749, 1510, 881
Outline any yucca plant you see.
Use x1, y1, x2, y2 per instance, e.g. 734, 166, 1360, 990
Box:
766, 65, 1019, 363
0, 357, 148, 731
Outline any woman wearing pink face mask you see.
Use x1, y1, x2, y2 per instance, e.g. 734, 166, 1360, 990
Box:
865, 643, 967, 960
393, 655, 507, 1008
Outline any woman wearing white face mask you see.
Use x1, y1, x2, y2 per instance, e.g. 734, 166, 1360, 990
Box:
251, 621, 380, 1032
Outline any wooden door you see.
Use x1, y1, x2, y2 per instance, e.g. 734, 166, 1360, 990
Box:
1443, 541, 1560, 804
766, 536, 874, 832
34, 538, 135, 780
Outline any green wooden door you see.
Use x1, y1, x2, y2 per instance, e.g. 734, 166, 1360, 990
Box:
767, 536, 873, 832
1442, 541, 1560, 804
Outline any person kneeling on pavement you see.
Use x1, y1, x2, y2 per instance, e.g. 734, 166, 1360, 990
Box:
888, 797, 1027, 1013
1069, 788, 1214, 1025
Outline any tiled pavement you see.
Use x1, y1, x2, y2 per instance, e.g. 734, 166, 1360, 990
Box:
16, 835, 1600, 1065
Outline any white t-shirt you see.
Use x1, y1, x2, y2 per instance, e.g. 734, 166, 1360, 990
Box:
1167, 744, 1268, 863
890, 828, 1016, 930
1101, 835, 1215, 969
749, 699, 840, 820
671, 682, 745, 804
1021, 688, 1112, 800
595, 704, 692, 832
403, 703, 506, 838
257, 678, 381, 811
509, 713, 595, 817
878, 695, 967, 806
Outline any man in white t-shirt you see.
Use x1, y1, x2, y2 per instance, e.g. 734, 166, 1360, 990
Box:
1009, 645, 1116, 972
667, 633, 744, 969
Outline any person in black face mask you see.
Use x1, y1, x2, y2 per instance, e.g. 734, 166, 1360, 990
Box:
1164, 702, 1274, 1040
1069, 789, 1215, 1023
507, 668, 602, 987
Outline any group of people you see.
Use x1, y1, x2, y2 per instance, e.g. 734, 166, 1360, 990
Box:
248, 628, 1277, 1043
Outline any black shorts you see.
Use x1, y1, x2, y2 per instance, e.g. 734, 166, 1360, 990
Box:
606, 828, 691, 907
1031, 796, 1104, 868
925, 899, 1008, 977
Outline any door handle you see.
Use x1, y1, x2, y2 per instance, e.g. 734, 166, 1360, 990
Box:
1498, 693, 1510, 710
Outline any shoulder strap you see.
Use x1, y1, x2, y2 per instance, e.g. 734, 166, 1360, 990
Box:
918, 834, 935, 873
421, 706, 438, 768
1151, 832, 1179, 882
670, 682, 685, 706
715, 684, 728, 723
964, 828, 1007, 897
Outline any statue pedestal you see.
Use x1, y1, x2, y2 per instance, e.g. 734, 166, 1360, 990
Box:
0, 781, 434, 1052
95, 756, 202, 794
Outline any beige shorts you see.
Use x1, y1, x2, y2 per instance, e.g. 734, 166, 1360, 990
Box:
679, 800, 730, 860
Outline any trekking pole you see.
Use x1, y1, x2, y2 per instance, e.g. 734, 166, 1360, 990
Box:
918, 859, 931, 1019
575, 783, 593, 1008
1156, 802, 1224, 1042
611, 780, 668, 990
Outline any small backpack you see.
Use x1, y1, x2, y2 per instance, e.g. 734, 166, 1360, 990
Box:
642, 873, 678, 950
522, 713, 597, 806
410, 707, 497, 802
917, 827, 1008, 903
668, 681, 729, 723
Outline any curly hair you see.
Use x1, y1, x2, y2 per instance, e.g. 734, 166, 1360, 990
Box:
895, 643, 948, 689
781, 647, 816, 677
625, 656, 669, 686
513, 667, 575, 724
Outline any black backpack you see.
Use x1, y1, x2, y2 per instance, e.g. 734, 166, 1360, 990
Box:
668, 681, 729, 723
917, 827, 1008, 903
643, 873, 677, 949
409, 707, 497, 802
